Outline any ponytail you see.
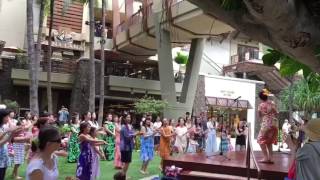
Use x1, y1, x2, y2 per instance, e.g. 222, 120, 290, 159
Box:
31, 139, 39, 153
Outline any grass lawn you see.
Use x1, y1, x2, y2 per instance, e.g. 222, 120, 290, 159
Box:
5, 151, 161, 180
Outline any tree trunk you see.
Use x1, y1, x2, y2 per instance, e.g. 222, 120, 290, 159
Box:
98, 0, 106, 126
27, 0, 39, 115
187, 0, 320, 72
288, 76, 294, 123
34, 0, 45, 114
88, 0, 95, 112
47, 0, 54, 114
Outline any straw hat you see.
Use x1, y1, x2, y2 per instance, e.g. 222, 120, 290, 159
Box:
304, 119, 320, 141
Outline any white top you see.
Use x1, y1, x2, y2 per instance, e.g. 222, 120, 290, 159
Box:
207, 121, 216, 130
282, 122, 291, 134
26, 155, 59, 180
174, 126, 188, 148
153, 121, 162, 136
89, 120, 99, 129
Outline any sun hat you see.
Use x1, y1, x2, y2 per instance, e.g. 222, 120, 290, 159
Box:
304, 119, 320, 141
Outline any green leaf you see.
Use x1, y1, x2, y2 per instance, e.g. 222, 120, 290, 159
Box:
279, 57, 302, 76
219, 0, 243, 10
262, 49, 281, 66
302, 66, 313, 78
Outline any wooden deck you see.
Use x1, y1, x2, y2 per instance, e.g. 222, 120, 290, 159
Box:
163, 151, 292, 180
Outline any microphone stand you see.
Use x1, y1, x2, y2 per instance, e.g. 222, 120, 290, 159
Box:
206, 98, 240, 161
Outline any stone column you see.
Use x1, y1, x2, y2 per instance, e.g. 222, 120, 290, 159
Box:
154, 12, 178, 119
112, 0, 120, 39
180, 38, 204, 106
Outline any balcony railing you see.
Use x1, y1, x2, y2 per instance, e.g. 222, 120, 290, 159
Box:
230, 54, 263, 65
116, 3, 153, 34
12, 55, 77, 74
105, 62, 159, 81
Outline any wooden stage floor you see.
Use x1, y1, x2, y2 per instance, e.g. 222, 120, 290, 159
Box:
163, 151, 292, 180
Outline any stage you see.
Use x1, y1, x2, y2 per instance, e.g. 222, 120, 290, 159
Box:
163, 151, 292, 180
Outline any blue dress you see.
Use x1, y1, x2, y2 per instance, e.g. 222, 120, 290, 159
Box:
76, 141, 92, 180
205, 122, 217, 154
0, 127, 10, 169
140, 127, 154, 162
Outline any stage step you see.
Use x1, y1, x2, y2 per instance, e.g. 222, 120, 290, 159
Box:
180, 171, 262, 180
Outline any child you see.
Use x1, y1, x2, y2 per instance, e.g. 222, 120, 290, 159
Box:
90, 127, 106, 180
11, 121, 31, 179
220, 128, 232, 154
186, 133, 199, 153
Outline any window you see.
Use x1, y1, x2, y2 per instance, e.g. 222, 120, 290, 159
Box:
237, 45, 259, 62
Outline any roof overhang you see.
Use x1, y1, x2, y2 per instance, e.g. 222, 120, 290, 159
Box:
206, 96, 252, 109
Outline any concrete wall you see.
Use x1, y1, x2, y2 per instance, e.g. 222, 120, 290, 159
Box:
0, 0, 41, 49
108, 75, 182, 95
200, 38, 261, 76
0, 0, 27, 48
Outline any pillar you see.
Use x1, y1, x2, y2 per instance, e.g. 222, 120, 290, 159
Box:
125, 0, 134, 20
154, 12, 178, 119
179, 38, 204, 106
112, 0, 120, 39
243, 72, 247, 79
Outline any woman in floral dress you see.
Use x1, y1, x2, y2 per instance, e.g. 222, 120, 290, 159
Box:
114, 115, 122, 169
76, 122, 106, 180
140, 117, 155, 174
103, 114, 115, 161
67, 115, 80, 163
257, 89, 278, 164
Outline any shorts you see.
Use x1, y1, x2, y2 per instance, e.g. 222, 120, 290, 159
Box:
121, 151, 132, 163
154, 136, 160, 145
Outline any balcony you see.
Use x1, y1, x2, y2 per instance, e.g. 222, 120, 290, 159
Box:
106, 75, 183, 96
11, 56, 76, 89
114, 0, 234, 56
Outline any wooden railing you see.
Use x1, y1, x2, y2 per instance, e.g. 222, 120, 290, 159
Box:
12, 55, 77, 74
246, 122, 261, 180
116, 3, 153, 34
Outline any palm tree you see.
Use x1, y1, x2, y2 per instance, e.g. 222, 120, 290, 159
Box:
46, 0, 54, 114
69, 0, 95, 112
98, 0, 106, 126
27, 0, 39, 115
88, 0, 96, 113
280, 77, 320, 120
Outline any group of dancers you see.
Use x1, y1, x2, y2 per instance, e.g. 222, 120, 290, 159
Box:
0, 105, 249, 180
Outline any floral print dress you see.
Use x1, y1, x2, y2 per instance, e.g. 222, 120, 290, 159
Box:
67, 124, 80, 163
103, 122, 115, 161
257, 100, 278, 145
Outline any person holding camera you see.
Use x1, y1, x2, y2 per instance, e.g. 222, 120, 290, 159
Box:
286, 119, 320, 180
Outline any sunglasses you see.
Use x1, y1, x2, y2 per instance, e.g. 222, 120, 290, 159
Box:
49, 138, 62, 143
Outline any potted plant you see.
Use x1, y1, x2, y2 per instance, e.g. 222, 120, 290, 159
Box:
174, 52, 188, 65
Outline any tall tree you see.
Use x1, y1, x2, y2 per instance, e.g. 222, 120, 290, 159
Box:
27, 0, 39, 115
280, 76, 320, 120
46, 0, 54, 114
187, 0, 320, 73
88, 0, 96, 113
98, 0, 106, 126
35, 0, 46, 114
